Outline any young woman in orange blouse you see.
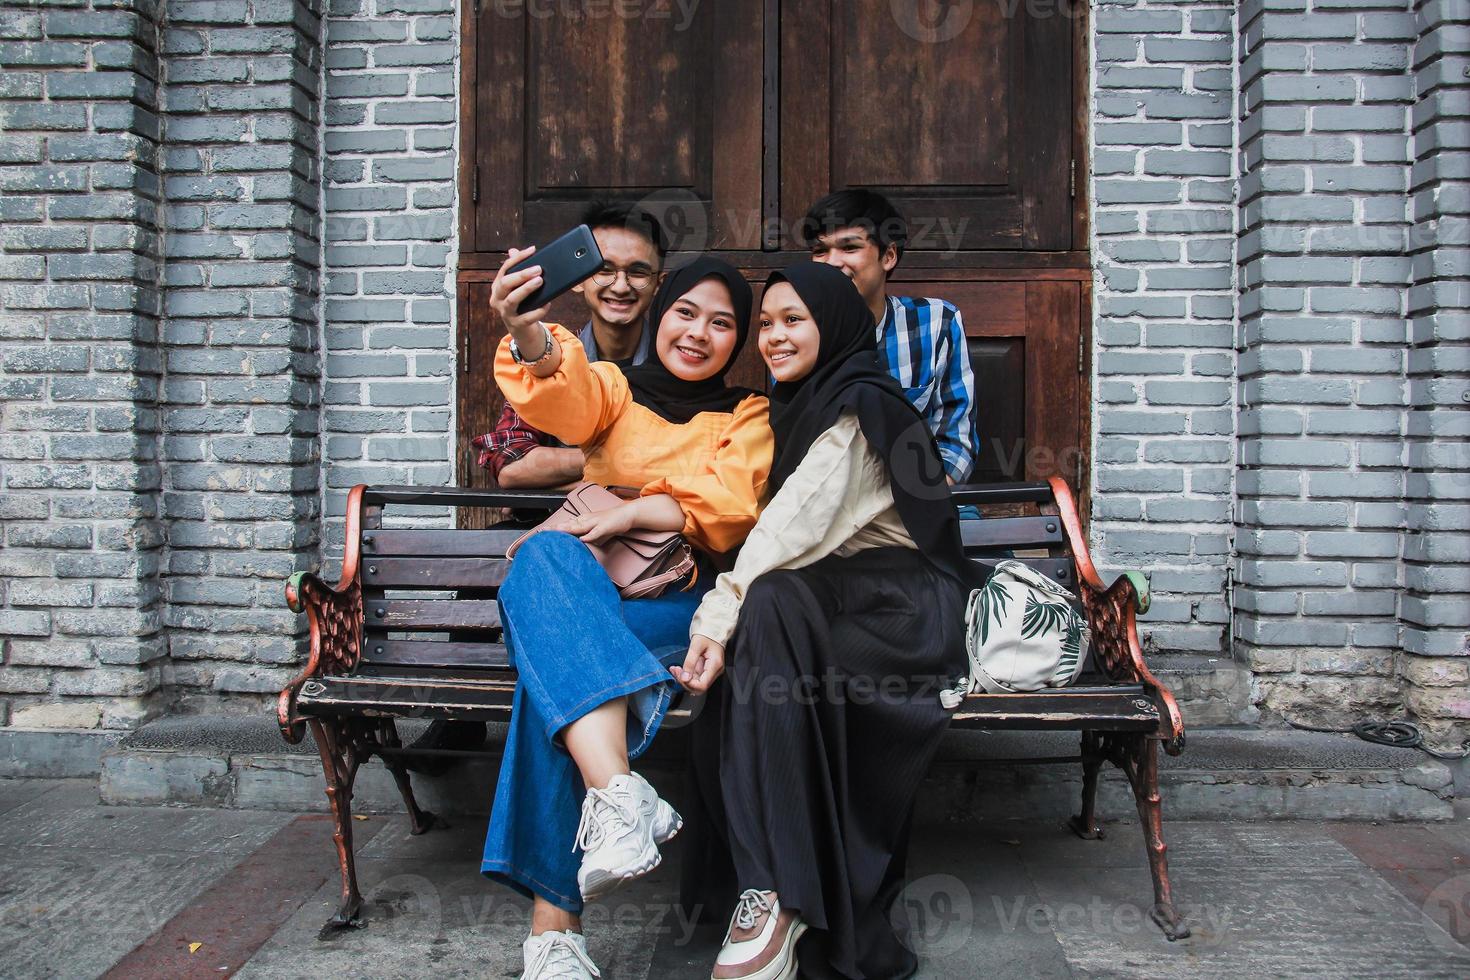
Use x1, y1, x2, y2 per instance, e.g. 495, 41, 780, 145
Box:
481, 249, 772, 980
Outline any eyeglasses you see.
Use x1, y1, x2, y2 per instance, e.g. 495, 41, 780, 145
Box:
590, 265, 655, 291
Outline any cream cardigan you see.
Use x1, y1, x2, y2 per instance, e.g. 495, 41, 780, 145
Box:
690, 411, 917, 646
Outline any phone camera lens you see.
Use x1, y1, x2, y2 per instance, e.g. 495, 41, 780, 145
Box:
575, 248, 586, 258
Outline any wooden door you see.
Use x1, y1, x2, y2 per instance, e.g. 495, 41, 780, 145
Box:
457, 0, 1091, 515
459, 0, 763, 255
781, 0, 1077, 252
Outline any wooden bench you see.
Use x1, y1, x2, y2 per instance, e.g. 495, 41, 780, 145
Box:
278, 478, 1190, 939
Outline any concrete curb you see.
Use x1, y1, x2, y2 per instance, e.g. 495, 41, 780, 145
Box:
95, 717, 1456, 823
0, 728, 124, 778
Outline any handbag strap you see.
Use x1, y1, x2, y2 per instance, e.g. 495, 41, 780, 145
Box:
619, 550, 696, 600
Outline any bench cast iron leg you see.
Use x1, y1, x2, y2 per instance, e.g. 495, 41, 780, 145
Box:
1068, 730, 1105, 840
1120, 733, 1190, 941
379, 721, 441, 836
309, 717, 366, 932
1068, 730, 1191, 941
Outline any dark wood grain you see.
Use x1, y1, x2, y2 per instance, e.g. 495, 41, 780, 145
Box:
475, 0, 523, 250
960, 515, 1064, 549
361, 557, 511, 589
969, 337, 1027, 483
779, 0, 1075, 251
361, 528, 525, 557
363, 599, 502, 631
1024, 280, 1084, 484
359, 640, 511, 669
777, 0, 830, 248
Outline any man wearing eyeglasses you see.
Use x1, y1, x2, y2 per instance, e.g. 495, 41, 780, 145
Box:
475, 201, 667, 488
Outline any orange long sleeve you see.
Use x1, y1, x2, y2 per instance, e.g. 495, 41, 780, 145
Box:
493, 323, 630, 448
641, 394, 773, 555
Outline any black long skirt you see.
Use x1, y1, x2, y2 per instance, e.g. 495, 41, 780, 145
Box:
705, 547, 968, 979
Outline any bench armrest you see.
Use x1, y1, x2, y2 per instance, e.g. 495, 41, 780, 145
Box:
1119, 570, 1151, 615
278, 486, 367, 744
1047, 478, 1185, 754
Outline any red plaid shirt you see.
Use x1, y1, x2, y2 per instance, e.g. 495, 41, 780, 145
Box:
471, 402, 553, 482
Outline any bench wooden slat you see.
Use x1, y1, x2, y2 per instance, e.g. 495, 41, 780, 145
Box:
298, 673, 518, 719
363, 486, 567, 509
967, 555, 1075, 586
363, 528, 522, 557
359, 641, 512, 669
959, 515, 1064, 549
363, 557, 511, 589
950, 686, 1158, 730
363, 599, 502, 631
949, 482, 1054, 505
299, 672, 1160, 731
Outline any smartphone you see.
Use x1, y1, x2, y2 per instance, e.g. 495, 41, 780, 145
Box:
507, 224, 604, 314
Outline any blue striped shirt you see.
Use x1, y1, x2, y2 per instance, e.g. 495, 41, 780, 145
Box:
876, 294, 979, 483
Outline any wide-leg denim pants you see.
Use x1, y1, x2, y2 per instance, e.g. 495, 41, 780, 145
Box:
481, 531, 710, 912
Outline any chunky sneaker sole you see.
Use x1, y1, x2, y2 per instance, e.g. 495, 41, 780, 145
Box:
578, 799, 680, 901
716, 920, 807, 980
578, 838, 661, 901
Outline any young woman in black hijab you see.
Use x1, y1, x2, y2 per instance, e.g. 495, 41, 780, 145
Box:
672, 263, 974, 979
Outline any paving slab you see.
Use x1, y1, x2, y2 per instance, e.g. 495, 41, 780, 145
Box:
0, 848, 251, 979
6, 778, 1470, 978
1024, 834, 1470, 979
0, 777, 72, 817
0, 779, 293, 854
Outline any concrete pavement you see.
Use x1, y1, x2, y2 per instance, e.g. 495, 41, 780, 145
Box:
3, 777, 1469, 978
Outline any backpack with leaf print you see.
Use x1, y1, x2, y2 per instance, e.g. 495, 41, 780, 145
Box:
941, 559, 1091, 704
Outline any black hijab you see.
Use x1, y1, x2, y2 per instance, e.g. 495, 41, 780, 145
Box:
624, 257, 760, 424
765, 263, 971, 585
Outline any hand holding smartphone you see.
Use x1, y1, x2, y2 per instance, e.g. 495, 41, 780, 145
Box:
491, 224, 606, 372
505, 224, 605, 315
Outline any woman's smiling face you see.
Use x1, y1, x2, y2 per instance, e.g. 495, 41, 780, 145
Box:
758, 281, 821, 383
654, 277, 739, 382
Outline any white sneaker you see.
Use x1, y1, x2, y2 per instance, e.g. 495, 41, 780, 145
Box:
574, 771, 683, 900
712, 889, 807, 980
521, 929, 600, 979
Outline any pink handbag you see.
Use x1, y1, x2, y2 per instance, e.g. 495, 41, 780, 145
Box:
506, 482, 698, 599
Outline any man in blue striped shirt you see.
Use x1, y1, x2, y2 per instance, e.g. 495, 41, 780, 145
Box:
801, 189, 980, 485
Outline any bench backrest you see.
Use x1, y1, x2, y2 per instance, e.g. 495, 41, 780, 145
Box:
349, 482, 1087, 677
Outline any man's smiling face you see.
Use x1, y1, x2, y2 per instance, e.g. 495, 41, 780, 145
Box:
573, 226, 661, 330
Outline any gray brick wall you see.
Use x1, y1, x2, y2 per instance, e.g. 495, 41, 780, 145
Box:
1235, 0, 1417, 729
158, 0, 325, 706
319, 0, 458, 558
1, 1, 1463, 749
0, 0, 168, 729
1401, 0, 1470, 750
1089, 0, 1238, 659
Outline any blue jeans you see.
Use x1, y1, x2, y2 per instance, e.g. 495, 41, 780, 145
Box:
480, 531, 710, 912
